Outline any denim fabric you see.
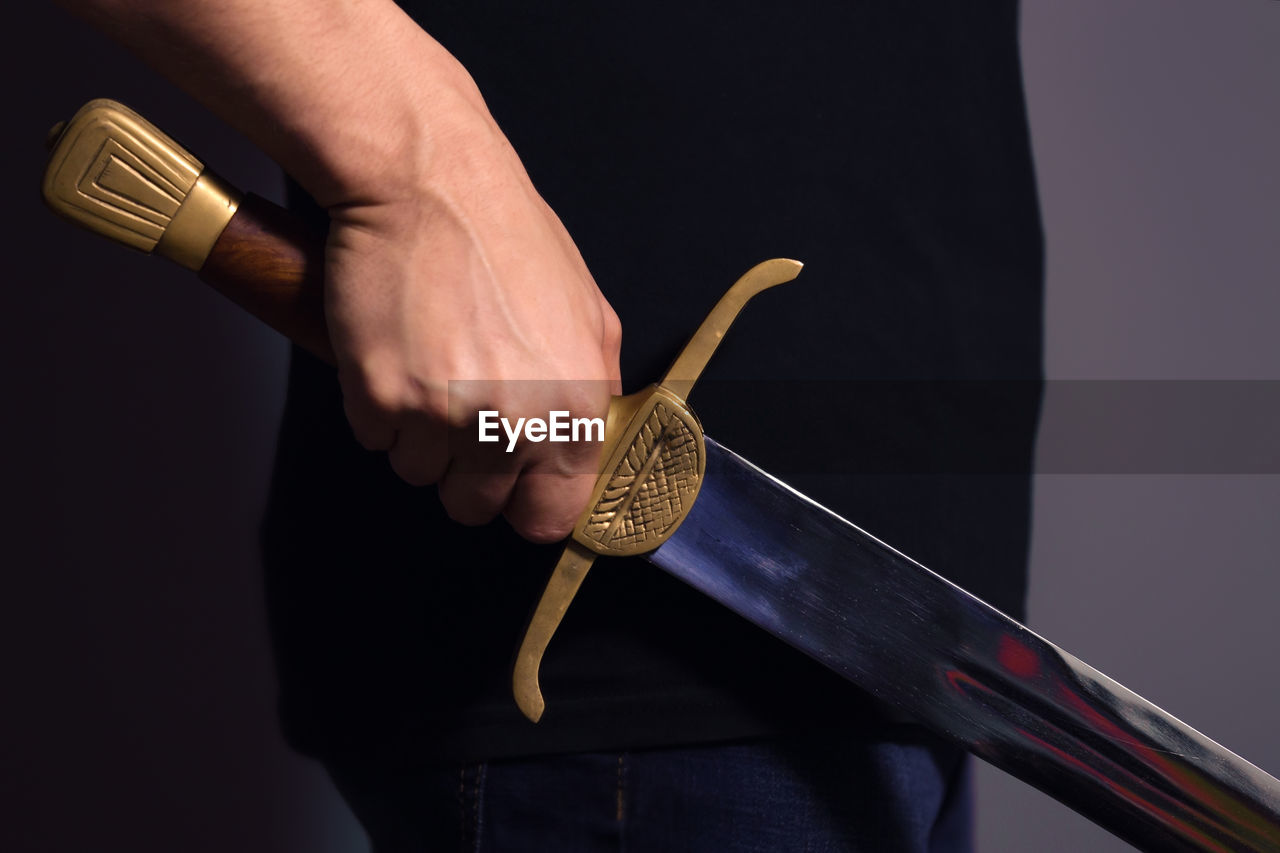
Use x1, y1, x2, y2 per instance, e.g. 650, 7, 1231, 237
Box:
328, 732, 971, 852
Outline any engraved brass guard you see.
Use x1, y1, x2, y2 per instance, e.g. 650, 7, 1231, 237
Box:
512, 258, 802, 721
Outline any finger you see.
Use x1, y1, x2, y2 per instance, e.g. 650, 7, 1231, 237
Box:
437, 468, 519, 527
600, 302, 624, 392
337, 365, 399, 451
342, 393, 397, 451
503, 469, 596, 544
386, 419, 449, 487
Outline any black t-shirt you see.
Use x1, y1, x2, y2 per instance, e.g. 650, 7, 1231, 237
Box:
262, 2, 1043, 765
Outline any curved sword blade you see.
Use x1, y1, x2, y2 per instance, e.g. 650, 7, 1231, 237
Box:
651, 438, 1280, 853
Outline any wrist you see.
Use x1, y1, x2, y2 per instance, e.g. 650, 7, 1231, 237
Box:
61, 1, 496, 209
277, 11, 503, 210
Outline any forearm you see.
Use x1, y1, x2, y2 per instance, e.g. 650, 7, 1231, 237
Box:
55, 0, 493, 206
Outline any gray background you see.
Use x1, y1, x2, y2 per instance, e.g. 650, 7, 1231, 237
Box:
3, 1, 1276, 850
978, 1, 1280, 850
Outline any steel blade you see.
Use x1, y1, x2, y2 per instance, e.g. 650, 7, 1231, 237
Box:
650, 438, 1280, 852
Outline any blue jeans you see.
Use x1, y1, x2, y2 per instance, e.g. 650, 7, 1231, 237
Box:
327, 732, 972, 852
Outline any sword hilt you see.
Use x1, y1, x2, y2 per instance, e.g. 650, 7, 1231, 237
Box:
40, 98, 802, 723
43, 99, 332, 362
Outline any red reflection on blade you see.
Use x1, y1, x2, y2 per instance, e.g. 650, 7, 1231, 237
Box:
942, 660, 1274, 849
944, 665, 1234, 852
997, 635, 1040, 678
1052, 678, 1272, 844
1017, 726, 1233, 853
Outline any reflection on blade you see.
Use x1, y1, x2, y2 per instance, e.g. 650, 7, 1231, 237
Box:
651, 438, 1280, 852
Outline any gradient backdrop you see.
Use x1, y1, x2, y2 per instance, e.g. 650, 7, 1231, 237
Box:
3, 2, 1277, 850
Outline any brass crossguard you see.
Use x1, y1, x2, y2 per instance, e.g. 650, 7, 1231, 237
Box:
512, 258, 802, 721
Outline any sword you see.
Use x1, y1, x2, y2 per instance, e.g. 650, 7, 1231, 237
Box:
42, 99, 1280, 852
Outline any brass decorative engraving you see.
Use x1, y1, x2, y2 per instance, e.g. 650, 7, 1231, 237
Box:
514, 259, 802, 721
577, 393, 704, 556
43, 99, 241, 271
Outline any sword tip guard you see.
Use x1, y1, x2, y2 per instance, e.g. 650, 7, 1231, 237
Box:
512, 663, 547, 723
511, 541, 597, 723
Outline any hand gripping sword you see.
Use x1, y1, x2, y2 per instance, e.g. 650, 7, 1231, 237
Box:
42, 100, 1280, 852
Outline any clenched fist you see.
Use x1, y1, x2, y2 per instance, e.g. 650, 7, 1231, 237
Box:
323, 108, 622, 539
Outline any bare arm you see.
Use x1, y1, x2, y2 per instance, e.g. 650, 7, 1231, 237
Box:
58, 0, 622, 542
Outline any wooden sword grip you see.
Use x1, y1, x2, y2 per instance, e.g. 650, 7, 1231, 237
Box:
199, 193, 333, 364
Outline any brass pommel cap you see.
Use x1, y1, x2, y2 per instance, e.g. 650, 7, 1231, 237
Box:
42, 99, 241, 271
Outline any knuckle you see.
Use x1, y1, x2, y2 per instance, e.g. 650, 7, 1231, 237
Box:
352, 428, 389, 453
601, 307, 623, 349
444, 502, 498, 527
439, 473, 512, 527
442, 388, 483, 431
554, 381, 606, 418
404, 374, 450, 419
341, 399, 393, 451
508, 480, 582, 543
388, 452, 436, 487
343, 359, 452, 428
341, 362, 402, 417
343, 376, 401, 425
364, 373, 407, 415
512, 519, 573, 544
